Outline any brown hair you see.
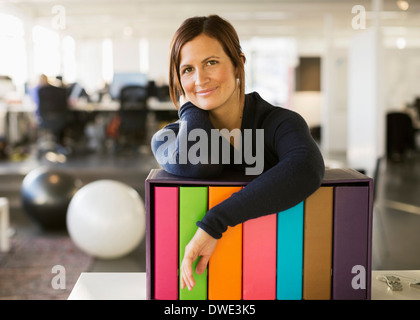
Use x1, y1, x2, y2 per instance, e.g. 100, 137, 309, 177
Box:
169, 15, 246, 109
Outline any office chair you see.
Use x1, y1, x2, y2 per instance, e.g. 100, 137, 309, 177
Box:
386, 111, 415, 162
116, 85, 148, 153
414, 98, 420, 117
37, 85, 70, 158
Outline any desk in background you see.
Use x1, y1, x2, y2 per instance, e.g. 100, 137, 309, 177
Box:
69, 97, 175, 112
0, 100, 37, 148
0, 98, 177, 149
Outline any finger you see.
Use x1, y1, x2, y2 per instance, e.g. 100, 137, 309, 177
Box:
180, 272, 186, 290
181, 266, 190, 291
196, 256, 209, 275
181, 259, 195, 291
182, 267, 194, 291
185, 264, 196, 290
181, 274, 191, 291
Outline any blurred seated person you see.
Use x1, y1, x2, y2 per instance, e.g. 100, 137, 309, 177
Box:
412, 97, 420, 130
30, 75, 71, 155
403, 98, 420, 131
29, 74, 50, 119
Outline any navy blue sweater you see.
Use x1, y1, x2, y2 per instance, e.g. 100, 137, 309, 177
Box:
151, 92, 325, 239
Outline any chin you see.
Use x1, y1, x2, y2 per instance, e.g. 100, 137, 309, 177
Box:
192, 99, 218, 111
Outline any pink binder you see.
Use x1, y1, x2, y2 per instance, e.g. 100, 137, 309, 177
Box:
243, 213, 277, 300
154, 186, 178, 300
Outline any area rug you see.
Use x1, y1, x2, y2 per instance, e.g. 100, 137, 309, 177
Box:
0, 235, 93, 300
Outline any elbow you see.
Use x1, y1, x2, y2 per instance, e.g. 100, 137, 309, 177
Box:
306, 151, 326, 196
291, 146, 325, 199
314, 156, 326, 187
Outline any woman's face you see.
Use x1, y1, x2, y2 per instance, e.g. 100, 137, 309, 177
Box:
179, 33, 238, 112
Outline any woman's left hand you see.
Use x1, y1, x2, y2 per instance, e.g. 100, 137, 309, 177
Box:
180, 227, 218, 291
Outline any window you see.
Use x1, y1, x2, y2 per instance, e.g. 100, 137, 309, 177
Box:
62, 35, 77, 84
32, 25, 60, 77
102, 38, 114, 84
0, 13, 26, 93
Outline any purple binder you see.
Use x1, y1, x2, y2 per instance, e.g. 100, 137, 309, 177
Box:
332, 186, 369, 300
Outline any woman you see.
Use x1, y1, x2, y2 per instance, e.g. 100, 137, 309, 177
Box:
151, 15, 325, 291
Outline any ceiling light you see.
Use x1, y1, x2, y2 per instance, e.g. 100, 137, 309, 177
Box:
396, 37, 407, 49
397, 0, 409, 11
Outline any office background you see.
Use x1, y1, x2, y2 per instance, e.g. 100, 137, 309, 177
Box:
0, 0, 420, 300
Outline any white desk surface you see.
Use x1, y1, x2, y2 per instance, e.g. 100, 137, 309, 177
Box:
68, 272, 147, 300
68, 270, 420, 300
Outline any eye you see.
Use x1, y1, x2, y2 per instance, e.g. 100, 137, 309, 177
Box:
181, 67, 193, 75
206, 60, 218, 66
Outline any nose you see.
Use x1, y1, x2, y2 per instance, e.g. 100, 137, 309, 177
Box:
194, 68, 209, 86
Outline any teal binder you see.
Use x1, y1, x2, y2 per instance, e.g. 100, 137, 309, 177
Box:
276, 202, 304, 300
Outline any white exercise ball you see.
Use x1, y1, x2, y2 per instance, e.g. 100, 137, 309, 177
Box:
66, 179, 145, 259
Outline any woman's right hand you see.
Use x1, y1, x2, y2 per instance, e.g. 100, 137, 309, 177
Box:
180, 227, 218, 291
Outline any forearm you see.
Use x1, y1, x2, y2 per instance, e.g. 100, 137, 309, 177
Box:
198, 149, 324, 238
197, 117, 326, 239
151, 102, 224, 178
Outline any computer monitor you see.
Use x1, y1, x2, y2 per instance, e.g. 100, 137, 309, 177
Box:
109, 72, 148, 100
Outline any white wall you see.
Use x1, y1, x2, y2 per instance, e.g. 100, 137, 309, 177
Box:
290, 92, 322, 128
76, 40, 103, 94
347, 28, 385, 176
112, 39, 140, 73
384, 48, 420, 111
324, 49, 349, 154
295, 33, 350, 156
147, 37, 171, 84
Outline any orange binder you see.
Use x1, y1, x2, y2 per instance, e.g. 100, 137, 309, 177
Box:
303, 187, 334, 300
208, 186, 243, 300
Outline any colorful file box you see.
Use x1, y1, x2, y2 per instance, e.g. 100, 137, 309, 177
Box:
145, 168, 374, 300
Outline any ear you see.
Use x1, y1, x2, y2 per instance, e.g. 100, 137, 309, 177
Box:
235, 53, 246, 79
240, 53, 246, 64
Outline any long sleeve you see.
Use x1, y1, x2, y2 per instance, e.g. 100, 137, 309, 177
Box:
196, 93, 325, 239
151, 101, 224, 178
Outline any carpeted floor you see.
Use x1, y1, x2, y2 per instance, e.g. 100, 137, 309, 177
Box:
0, 234, 93, 300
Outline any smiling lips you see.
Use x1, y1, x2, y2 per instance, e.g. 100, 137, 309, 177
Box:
196, 87, 218, 96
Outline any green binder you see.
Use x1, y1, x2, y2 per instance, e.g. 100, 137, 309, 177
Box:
179, 186, 208, 300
